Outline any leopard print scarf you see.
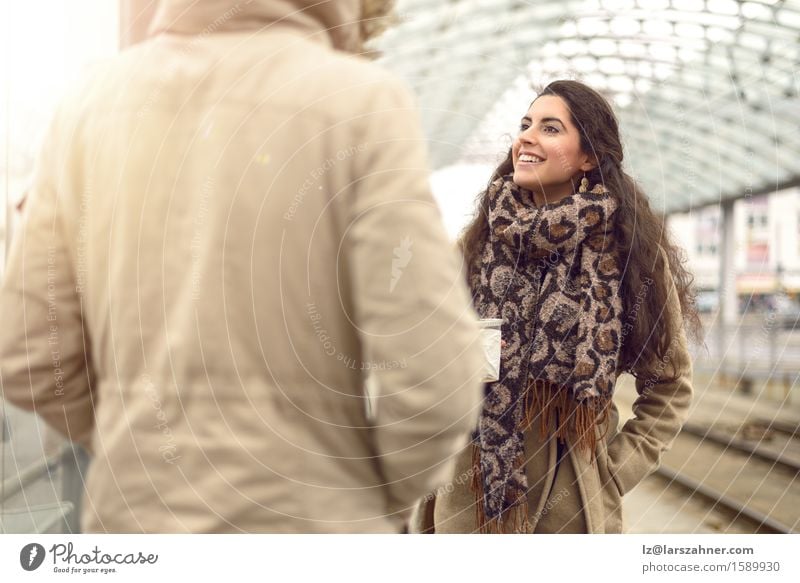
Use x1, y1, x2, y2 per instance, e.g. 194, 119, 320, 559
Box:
468, 174, 623, 533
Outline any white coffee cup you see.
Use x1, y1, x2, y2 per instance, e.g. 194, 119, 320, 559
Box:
477, 319, 503, 382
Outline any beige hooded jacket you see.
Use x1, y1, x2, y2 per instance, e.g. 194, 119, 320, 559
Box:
0, 0, 485, 533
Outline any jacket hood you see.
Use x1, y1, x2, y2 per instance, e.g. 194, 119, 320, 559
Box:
148, 0, 395, 53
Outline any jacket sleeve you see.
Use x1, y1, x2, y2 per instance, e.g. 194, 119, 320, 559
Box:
344, 74, 484, 521
605, 257, 693, 495
0, 111, 96, 450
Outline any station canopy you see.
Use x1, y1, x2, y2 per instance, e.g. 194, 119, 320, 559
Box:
374, 0, 800, 214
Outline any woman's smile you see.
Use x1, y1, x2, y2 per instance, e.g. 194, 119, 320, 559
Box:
516, 151, 546, 165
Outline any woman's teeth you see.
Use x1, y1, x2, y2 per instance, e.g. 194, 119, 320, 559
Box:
519, 154, 544, 163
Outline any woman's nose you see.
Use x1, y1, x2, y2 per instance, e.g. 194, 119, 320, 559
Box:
519, 128, 537, 145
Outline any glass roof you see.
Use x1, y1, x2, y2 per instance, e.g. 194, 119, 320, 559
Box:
375, 0, 800, 214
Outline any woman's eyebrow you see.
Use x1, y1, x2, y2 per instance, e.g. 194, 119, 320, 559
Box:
540, 116, 565, 127
521, 115, 566, 128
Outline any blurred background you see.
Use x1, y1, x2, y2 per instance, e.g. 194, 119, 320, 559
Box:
1, 0, 799, 533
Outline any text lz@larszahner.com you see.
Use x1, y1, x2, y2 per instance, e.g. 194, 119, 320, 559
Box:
49, 543, 158, 574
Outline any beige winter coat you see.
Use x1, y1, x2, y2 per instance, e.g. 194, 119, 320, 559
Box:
412, 260, 693, 534
0, 0, 485, 533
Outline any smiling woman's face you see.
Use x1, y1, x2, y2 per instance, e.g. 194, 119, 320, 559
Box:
512, 95, 595, 203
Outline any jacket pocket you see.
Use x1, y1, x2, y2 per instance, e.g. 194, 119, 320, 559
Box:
595, 433, 624, 533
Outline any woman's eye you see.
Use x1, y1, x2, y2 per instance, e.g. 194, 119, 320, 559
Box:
543, 125, 559, 134
518, 123, 530, 131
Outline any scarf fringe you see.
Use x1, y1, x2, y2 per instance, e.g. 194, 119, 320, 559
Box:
470, 381, 612, 534
521, 379, 610, 459
470, 444, 533, 534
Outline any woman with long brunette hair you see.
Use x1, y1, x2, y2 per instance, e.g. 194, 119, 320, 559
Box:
414, 80, 701, 534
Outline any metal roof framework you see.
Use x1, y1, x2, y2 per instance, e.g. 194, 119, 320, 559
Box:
375, 0, 800, 214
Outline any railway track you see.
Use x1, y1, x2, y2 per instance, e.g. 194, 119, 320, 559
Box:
757, 418, 800, 439
655, 423, 800, 534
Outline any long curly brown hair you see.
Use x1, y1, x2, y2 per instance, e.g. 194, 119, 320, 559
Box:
459, 80, 702, 379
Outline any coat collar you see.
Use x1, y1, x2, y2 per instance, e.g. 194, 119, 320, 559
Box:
148, 0, 363, 52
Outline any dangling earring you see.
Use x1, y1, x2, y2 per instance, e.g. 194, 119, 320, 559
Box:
578, 172, 589, 193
